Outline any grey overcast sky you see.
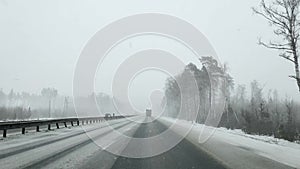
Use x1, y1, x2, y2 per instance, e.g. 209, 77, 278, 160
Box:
1, 0, 300, 102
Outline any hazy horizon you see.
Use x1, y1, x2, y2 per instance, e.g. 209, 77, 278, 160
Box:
1, 0, 300, 108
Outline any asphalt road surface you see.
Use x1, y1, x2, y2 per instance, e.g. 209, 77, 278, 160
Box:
81, 118, 226, 169
112, 119, 225, 169
0, 116, 295, 169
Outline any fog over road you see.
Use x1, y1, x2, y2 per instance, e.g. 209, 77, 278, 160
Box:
0, 116, 294, 169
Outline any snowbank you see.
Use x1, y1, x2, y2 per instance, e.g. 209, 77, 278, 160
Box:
161, 117, 300, 169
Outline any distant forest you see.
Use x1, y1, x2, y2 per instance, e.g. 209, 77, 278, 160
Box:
164, 56, 300, 142
0, 89, 116, 121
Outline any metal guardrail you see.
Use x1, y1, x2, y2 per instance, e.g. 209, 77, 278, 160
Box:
0, 115, 131, 138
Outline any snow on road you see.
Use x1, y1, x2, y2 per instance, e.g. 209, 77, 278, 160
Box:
0, 116, 298, 169
0, 117, 141, 169
160, 117, 300, 169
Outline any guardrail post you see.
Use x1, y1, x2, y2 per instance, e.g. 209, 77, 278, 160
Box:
77, 121, 80, 126
56, 123, 59, 129
36, 126, 40, 132
3, 129, 7, 138
48, 124, 51, 130
64, 122, 67, 128
71, 121, 74, 126
22, 128, 25, 134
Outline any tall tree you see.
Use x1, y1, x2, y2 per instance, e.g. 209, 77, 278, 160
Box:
253, 0, 300, 92
200, 57, 220, 104
41, 88, 58, 118
222, 63, 235, 103
8, 89, 15, 107
0, 89, 6, 106
221, 63, 235, 128
164, 77, 181, 117
250, 80, 264, 119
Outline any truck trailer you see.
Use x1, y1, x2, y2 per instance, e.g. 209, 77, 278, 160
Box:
146, 109, 152, 117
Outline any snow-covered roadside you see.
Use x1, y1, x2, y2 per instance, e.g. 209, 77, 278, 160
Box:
217, 127, 300, 148
0, 116, 100, 122
0, 118, 131, 150
0, 123, 97, 153
160, 117, 300, 169
0, 117, 141, 169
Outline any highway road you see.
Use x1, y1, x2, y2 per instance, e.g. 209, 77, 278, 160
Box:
83, 119, 225, 169
0, 116, 295, 169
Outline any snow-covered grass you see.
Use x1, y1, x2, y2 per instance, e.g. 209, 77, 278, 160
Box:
163, 117, 300, 146
217, 127, 300, 147
160, 117, 300, 169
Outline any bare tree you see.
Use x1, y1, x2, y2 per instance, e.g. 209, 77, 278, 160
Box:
253, 0, 300, 92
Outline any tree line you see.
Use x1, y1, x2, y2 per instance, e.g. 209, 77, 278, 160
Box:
163, 0, 300, 142
163, 57, 300, 142
0, 88, 116, 121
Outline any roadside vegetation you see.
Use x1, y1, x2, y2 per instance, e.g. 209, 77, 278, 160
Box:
163, 59, 300, 142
